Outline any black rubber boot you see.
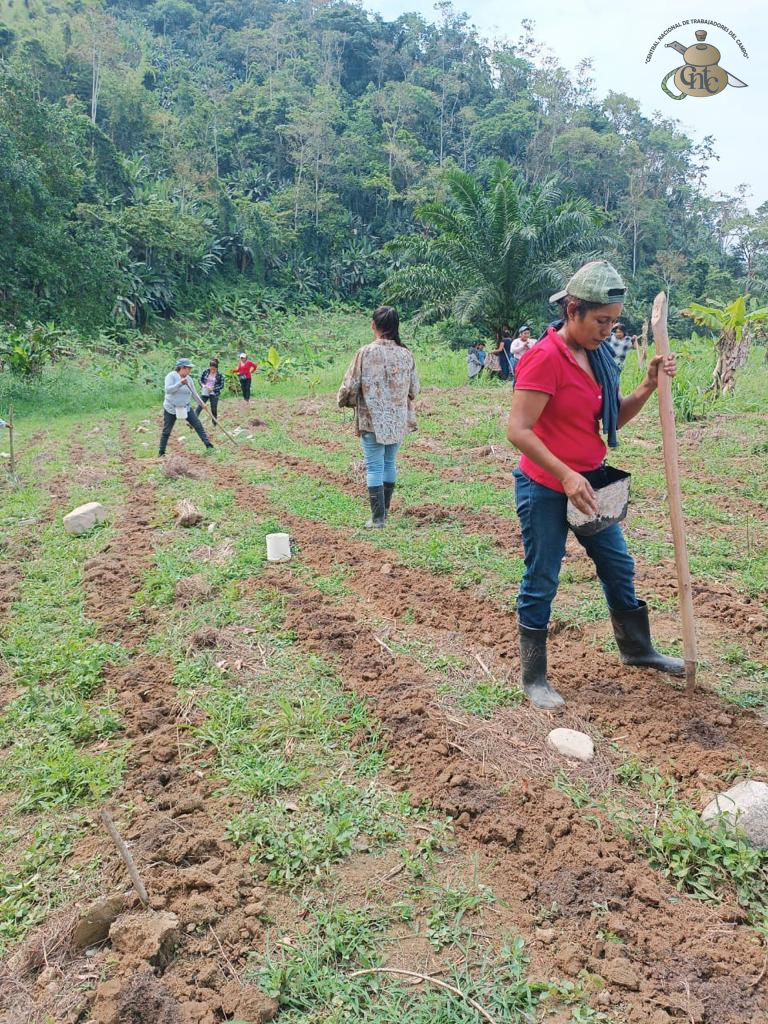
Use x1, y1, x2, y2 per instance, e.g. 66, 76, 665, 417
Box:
383, 482, 395, 518
519, 624, 565, 709
610, 601, 684, 675
364, 486, 386, 529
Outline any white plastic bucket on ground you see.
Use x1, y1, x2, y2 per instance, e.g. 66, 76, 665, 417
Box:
266, 533, 291, 562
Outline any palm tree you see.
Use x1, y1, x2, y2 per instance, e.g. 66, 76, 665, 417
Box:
682, 297, 768, 396
383, 160, 610, 335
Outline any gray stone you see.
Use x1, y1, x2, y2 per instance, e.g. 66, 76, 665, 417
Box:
546, 727, 594, 762
701, 780, 768, 849
72, 895, 125, 950
63, 502, 106, 535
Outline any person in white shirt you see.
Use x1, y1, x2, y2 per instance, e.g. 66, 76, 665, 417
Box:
509, 325, 532, 381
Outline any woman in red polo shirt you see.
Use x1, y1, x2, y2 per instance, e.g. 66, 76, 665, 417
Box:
507, 260, 683, 709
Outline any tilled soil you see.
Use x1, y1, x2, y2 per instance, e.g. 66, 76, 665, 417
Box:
3, 416, 766, 1024
175, 451, 767, 1023
2, 446, 278, 1024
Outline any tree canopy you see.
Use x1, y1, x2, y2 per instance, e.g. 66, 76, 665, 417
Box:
0, 1, 765, 331
385, 162, 609, 334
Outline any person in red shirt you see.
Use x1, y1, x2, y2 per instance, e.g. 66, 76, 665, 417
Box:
231, 352, 258, 402
507, 260, 683, 709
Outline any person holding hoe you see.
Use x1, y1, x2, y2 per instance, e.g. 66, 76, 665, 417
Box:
506, 260, 683, 709
159, 358, 214, 457
338, 305, 420, 529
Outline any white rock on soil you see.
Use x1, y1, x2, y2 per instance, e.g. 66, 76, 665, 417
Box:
546, 728, 595, 762
701, 780, 768, 849
63, 502, 106, 535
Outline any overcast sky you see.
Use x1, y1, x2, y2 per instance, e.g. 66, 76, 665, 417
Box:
363, 0, 765, 209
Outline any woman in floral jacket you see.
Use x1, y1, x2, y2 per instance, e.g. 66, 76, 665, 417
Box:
338, 306, 420, 528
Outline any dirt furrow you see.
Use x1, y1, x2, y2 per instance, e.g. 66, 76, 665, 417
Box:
4, 441, 278, 1024
263, 571, 767, 1024
196, 458, 767, 786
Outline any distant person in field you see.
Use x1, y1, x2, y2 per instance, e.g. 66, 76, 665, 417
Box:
0, 418, 10, 429
506, 260, 682, 709
607, 323, 637, 371
467, 340, 486, 381
337, 305, 420, 529
159, 359, 214, 457
195, 358, 225, 424
232, 352, 258, 402
490, 326, 515, 381
509, 325, 532, 381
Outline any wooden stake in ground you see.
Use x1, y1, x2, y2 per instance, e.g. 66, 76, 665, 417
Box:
638, 319, 649, 371
651, 292, 697, 692
100, 810, 149, 907
7, 404, 16, 476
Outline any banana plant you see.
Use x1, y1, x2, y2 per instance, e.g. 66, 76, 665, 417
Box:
683, 297, 768, 396
263, 346, 296, 383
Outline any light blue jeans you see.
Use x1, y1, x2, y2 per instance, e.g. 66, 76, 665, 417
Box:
360, 432, 401, 487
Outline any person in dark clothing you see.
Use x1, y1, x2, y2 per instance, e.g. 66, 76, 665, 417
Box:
159, 359, 213, 456
491, 326, 515, 380
195, 358, 225, 424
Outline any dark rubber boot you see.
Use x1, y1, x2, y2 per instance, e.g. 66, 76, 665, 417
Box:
610, 601, 684, 675
383, 482, 395, 518
519, 624, 565, 709
364, 486, 386, 529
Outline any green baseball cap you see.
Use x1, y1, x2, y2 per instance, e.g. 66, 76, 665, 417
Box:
549, 260, 626, 305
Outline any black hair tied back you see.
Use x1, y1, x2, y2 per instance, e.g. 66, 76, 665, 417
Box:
372, 305, 404, 346
560, 294, 604, 319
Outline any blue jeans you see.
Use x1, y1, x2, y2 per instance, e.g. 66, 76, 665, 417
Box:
514, 468, 638, 630
360, 432, 401, 488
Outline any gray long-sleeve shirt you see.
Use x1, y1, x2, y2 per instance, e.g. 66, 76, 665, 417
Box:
163, 371, 201, 414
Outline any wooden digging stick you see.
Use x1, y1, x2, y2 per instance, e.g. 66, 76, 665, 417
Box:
8, 403, 15, 476
651, 292, 697, 692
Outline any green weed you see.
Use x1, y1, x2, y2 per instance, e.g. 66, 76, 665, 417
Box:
228, 781, 406, 886
400, 820, 454, 880
425, 880, 496, 950
4, 740, 125, 813
457, 679, 524, 718
0, 828, 76, 953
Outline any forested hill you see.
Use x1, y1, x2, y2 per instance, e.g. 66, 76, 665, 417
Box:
0, 0, 765, 332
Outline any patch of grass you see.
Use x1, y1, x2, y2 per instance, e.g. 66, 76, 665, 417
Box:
457, 679, 524, 718
228, 780, 407, 885
424, 880, 496, 950
255, 916, 596, 1023
714, 644, 768, 710
637, 803, 768, 924
0, 688, 121, 748
3, 511, 127, 697
386, 634, 465, 674
0, 827, 76, 953
399, 820, 454, 880
3, 739, 126, 813
192, 648, 384, 796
